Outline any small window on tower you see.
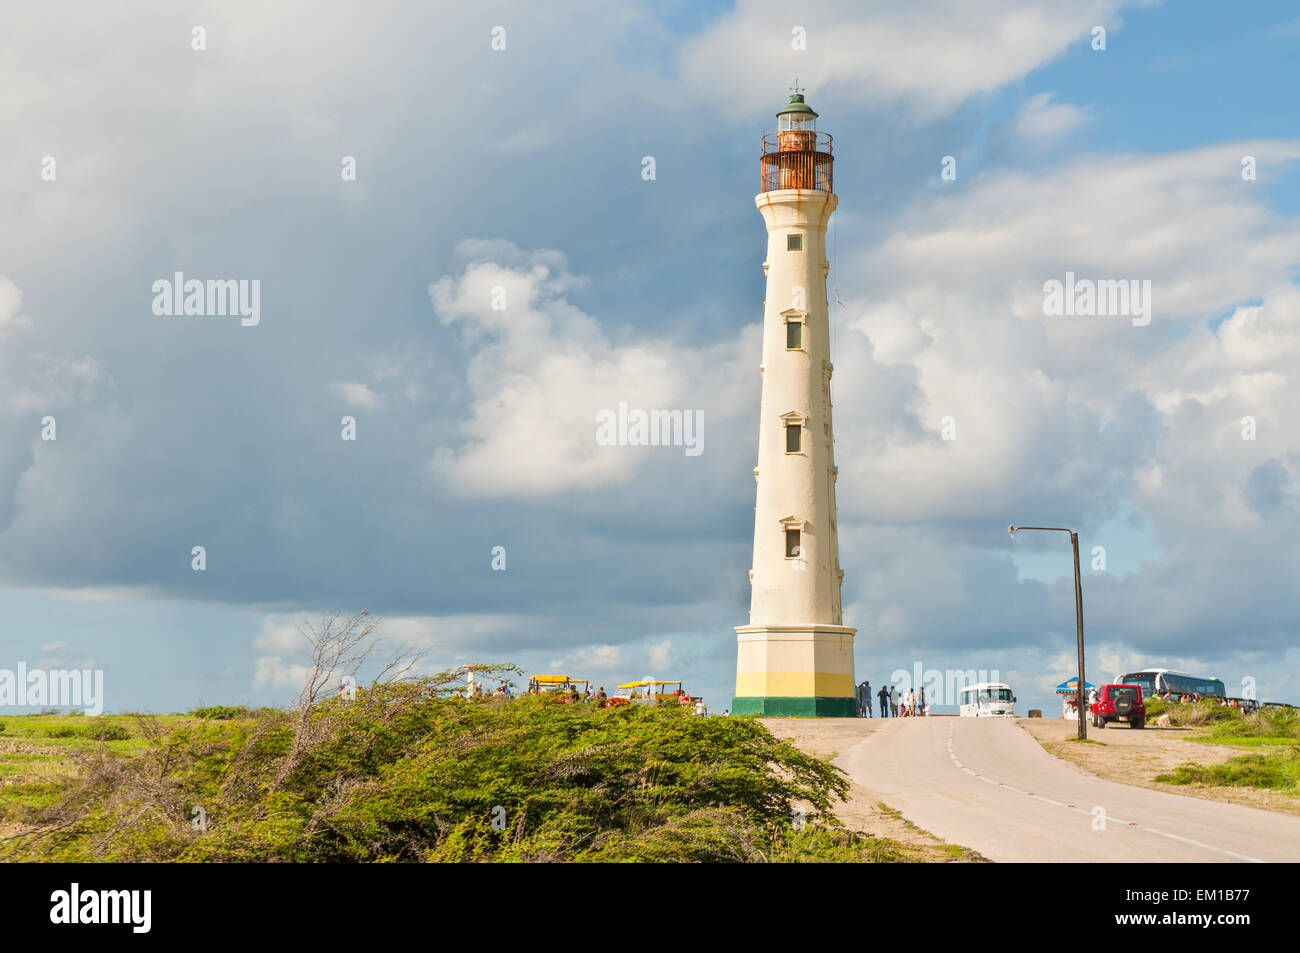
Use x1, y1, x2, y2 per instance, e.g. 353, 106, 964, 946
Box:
787, 234, 802, 251
786, 320, 802, 349
786, 423, 801, 453
785, 529, 801, 558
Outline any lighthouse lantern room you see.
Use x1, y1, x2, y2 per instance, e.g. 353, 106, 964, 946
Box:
761, 93, 834, 193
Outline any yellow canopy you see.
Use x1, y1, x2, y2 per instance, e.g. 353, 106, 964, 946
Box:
617, 680, 682, 690
532, 674, 584, 685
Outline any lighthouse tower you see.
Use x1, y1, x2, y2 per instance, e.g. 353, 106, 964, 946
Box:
732, 92, 856, 717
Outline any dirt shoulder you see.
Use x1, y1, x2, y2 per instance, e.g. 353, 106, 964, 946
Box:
1018, 717, 1300, 817
760, 717, 986, 862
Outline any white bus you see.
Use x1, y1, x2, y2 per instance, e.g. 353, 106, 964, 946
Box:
958, 682, 1017, 717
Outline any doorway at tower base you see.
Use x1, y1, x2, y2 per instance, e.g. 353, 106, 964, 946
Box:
731, 695, 857, 717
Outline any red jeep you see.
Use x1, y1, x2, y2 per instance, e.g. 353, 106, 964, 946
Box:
1091, 684, 1146, 729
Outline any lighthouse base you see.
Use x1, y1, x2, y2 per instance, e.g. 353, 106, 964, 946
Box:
731, 695, 857, 717
732, 623, 856, 718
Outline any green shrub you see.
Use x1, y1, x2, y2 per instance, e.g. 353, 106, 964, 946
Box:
82, 722, 130, 741
44, 722, 130, 741
1191, 708, 1300, 745
189, 705, 248, 720
4, 675, 877, 863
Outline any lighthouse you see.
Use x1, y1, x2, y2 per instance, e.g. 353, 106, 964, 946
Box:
732, 92, 856, 717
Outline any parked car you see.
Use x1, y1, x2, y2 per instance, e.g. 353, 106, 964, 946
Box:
1091, 684, 1146, 729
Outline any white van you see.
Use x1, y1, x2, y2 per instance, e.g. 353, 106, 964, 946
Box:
958, 682, 1017, 717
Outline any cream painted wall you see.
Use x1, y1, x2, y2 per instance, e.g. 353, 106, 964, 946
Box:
748, 188, 844, 628
735, 186, 855, 701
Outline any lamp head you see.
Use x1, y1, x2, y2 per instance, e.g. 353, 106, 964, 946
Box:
1008, 524, 1015, 538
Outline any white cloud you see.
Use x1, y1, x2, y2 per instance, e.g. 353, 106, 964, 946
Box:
647, 638, 681, 671
1012, 92, 1093, 144
428, 240, 752, 497
254, 611, 529, 658
43, 585, 158, 604
330, 380, 382, 410
828, 140, 1300, 529
680, 0, 1141, 118
253, 616, 307, 655
0, 275, 104, 417
32, 641, 97, 671
380, 614, 527, 650
0, 276, 33, 341
5, 355, 104, 415
252, 656, 314, 691
824, 136, 1300, 670
564, 643, 627, 672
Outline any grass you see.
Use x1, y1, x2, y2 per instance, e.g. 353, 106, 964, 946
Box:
1148, 705, 1300, 796
2, 782, 68, 810
0, 713, 198, 816
874, 802, 986, 862
1156, 748, 1300, 795
1186, 709, 1300, 747
1, 713, 191, 746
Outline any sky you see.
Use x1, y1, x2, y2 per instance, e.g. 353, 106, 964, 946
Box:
2, 0, 1299, 718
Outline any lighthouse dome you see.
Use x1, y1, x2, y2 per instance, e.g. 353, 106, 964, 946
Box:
776, 93, 818, 118
777, 93, 817, 132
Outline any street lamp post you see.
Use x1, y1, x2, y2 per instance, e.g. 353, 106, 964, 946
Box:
1009, 525, 1088, 740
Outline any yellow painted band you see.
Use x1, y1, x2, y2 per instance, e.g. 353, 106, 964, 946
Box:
734, 671, 855, 698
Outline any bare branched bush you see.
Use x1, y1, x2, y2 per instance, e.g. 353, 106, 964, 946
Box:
272, 609, 425, 789
2, 608, 434, 861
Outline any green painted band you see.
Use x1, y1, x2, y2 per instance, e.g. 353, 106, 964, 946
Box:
730, 696, 858, 717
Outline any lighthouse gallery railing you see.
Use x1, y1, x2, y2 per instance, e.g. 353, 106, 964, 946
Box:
760, 131, 833, 194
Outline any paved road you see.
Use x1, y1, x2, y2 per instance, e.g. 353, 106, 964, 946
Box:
837, 717, 1300, 862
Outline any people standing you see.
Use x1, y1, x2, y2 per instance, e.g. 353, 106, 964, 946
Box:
906, 688, 916, 718
863, 681, 873, 717
889, 685, 900, 718
878, 684, 889, 718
